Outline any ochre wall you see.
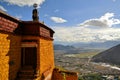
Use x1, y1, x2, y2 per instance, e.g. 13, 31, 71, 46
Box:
39, 38, 55, 80
0, 33, 21, 80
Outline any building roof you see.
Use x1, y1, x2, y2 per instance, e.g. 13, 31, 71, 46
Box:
0, 10, 20, 23
21, 21, 54, 33
0, 10, 54, 36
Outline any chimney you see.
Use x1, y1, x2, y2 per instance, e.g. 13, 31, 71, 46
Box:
32, 3, 39, 21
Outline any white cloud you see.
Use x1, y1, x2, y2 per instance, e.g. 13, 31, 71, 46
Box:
2, 0, 45, 7
52, 12, 120, 43
53, 26, 120, 43
80, 13, 120, 27
15, 15, 22, 19
54, 9, 59, 13
50, 17, 67, 23
112, 0, 116, 2
44, 14, 49, 17
0, 5, 7, 12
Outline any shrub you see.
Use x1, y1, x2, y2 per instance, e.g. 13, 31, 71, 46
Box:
82, 74, 102, 80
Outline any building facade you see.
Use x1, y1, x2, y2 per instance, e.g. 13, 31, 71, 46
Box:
0, 9, 55, 80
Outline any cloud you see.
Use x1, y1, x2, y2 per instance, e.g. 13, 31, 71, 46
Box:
112, 0, 116, 2
2, 0, 45, 7
15, 15, 22, 19
53, 13, 120, 43
53, 26, 120, 43
0, 5, 7, 12
79, 13, 120, 27
44, 14, 49, 17
50, 17, 67, 23
80, 19, 108, 27
54, 9, 59, 13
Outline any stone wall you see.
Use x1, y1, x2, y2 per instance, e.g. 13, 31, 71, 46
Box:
39, 38, 55, 80
0, 32, 21, 80
52, 68, 78, 80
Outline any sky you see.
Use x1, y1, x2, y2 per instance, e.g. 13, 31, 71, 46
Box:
1, 0, 120, 44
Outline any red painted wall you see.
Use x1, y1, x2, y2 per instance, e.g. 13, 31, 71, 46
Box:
52, 68, 78, 80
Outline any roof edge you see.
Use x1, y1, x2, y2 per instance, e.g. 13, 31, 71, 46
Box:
0, 10, 21, 23
21, 21, 55, 33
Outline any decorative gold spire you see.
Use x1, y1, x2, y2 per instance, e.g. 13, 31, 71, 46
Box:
32, 3, 39, 21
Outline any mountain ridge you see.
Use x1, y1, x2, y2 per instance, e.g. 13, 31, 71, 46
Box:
92, 44, 120, 65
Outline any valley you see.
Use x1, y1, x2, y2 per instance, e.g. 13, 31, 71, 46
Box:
54, 50, 120, 79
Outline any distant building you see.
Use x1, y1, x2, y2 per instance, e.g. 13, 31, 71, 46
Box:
0, 4, 55, 80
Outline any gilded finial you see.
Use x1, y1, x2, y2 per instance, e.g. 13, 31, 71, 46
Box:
33, 3, 38, 9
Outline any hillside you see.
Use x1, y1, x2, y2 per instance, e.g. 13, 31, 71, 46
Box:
54, 44, 103, 54
73, 41, 120, 49
54, 44, 75, 50
92, 44, 120, 65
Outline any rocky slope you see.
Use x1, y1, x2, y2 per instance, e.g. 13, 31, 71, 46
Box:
92, 44, 120, 65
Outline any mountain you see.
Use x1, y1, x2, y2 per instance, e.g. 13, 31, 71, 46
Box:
54, 44, 75, 50
54, 44, 103, 54
54, 44, 81, 54
92, 44, 120, 65
73, 41, 120, 49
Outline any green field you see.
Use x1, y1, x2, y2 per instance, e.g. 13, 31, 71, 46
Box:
74, 51, 100, 58
64, 48, 105, 58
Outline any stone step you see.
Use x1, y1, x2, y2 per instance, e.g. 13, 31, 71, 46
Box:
19, 72, 35, 75
16, 76, 40, 80
21, 66, 33, 70
20, 69, 34, 73
17, 78, 40, 80
18, 76, 35, 79
16, 66, 39, 80
19, 74, 34, 77
16, 78, 34, 80
18, 71, 35, 78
